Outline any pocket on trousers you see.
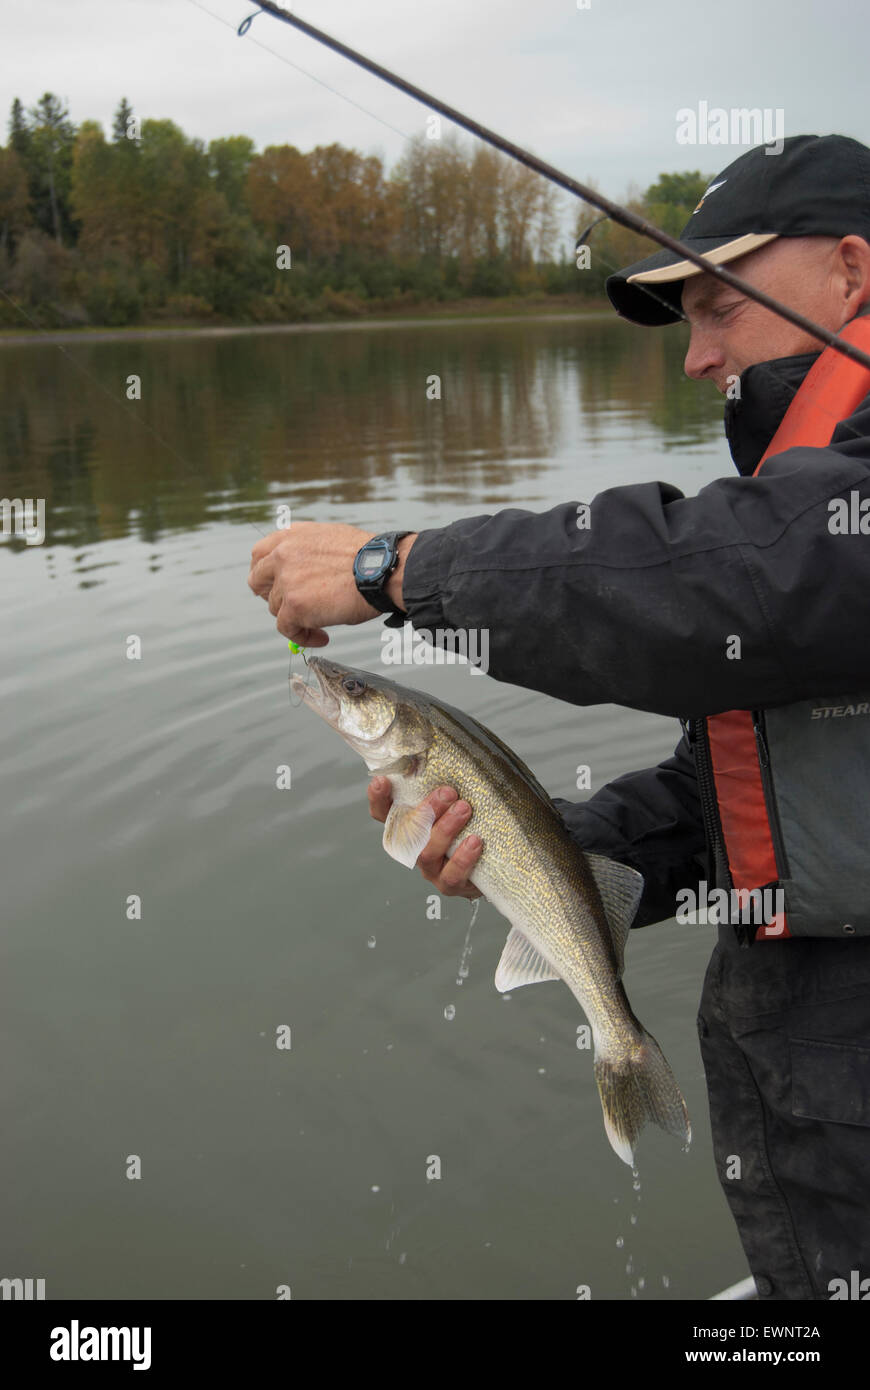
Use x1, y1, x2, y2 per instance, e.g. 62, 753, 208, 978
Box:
790, 1037, 870, 1126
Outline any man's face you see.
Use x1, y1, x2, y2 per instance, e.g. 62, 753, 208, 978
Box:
680, 236, 851, 392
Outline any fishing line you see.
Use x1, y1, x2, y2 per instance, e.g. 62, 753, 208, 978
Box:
196, 0, 704, 338
246, 0, 870, 375
287, 643, 311, 706
231, 0, 870, 448
185, 0, 414, 142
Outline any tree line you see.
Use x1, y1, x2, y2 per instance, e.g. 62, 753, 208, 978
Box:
0, 95, 711, 328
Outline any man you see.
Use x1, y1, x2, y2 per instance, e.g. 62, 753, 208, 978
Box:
248, 134, 870, 1300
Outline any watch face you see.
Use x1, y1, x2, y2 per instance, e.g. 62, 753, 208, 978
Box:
358, 544, 388, 578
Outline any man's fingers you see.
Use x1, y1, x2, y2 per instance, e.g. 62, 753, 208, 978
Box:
250, 531, 284, 566
437, 834, 484, 896
285, 627, 330, 647
415, 794, 470, 872
248, 546, 282, 597
366, 782, 481, 897
368, 780, 457, 825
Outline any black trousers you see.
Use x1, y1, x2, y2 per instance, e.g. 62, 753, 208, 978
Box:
698, 928, 870, 1300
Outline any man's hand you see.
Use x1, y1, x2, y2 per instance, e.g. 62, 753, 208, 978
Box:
248, 522, 418, 647
248, 521, 381, 646
368, 780, 484, 899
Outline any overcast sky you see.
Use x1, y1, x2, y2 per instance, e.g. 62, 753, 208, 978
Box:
4, 0, 868, 236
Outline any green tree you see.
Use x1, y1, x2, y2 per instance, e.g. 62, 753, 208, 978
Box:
9, 98, 31, 161
644, 169, 712, 234
111, 97, 136, 144
139, 119, 210, 282
27, 93, 76, 243
208, 135, 255, 210
0, 146, 31, 257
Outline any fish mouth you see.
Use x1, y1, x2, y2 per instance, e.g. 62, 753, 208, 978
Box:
289, 657, 340, 724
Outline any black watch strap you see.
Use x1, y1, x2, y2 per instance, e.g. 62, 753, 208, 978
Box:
354, 531, 412, 626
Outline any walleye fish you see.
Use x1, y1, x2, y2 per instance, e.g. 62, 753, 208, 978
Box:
291, 657, 690, 1165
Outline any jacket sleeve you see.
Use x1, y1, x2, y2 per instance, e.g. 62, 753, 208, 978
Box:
550, 732, 707, 929
400, 392, 870, 718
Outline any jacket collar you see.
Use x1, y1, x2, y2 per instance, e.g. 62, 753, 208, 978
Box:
724, 304, 870, 476
724, 351, 820, 476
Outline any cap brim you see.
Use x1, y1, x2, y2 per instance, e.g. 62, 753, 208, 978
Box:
605, 233, 779, 326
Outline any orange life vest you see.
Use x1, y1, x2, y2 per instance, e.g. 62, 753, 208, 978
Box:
706, 315, 870, 940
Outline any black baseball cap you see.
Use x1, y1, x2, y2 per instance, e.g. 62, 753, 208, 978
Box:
605, 134, 870, 326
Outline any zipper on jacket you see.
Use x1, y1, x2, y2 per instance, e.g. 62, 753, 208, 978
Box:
751, 710, 791, 883
681, 716, 750, 944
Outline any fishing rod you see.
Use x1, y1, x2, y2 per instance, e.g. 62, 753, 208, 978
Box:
244, 0, 870, 374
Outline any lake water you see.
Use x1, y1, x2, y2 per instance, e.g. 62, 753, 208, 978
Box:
0, 313, 749, 1300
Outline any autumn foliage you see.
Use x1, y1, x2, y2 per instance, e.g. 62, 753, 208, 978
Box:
0, 95, 711, 329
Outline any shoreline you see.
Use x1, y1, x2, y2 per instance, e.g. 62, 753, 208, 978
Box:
0, 297, 614, 348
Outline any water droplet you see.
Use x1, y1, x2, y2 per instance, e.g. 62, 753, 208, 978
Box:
367, 935, 376, 949
615, 1236, 624, 1249
502, 993, 512, 1001
630, 1213, 637, 1226
630, 1285, 638, 1298
444, 1004, 456, 1021
662, 1274, 670, 1289
371, 1184, 380, 1193
638, 1277, 645, 1290
632, 1179, 641, 1192
386, 1043, 393, 1050
626, 1258, 633, 1275
537, 1067, 546, 1075
398, 1252, 406, 1265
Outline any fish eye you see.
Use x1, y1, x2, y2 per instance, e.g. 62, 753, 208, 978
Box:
342, 676, 366, 697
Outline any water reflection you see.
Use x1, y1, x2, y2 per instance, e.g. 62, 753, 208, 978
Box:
0, 316, 723, 550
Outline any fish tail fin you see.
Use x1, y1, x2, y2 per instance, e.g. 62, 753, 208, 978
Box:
593, 1030, 691, 1167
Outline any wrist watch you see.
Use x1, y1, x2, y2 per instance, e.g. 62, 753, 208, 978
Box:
353, 531, 412, 628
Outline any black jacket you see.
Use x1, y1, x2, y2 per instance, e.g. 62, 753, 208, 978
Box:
401, 344, 870, 928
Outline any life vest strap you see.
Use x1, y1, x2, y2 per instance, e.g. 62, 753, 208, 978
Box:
754, 315, 870, 472
709, 314, 870, 940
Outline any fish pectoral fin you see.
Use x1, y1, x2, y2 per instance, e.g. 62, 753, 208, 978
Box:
494, 927, 560, 992
585, 853, 645, 978
383, 800, 437, 869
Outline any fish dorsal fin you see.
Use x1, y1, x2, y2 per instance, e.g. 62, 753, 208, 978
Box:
585, 854, 644, 978
382, 800, 436, 869
495, 927, 560, 991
